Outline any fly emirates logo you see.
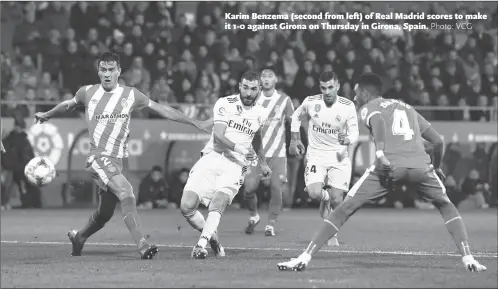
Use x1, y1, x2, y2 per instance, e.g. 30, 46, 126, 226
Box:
312, 122, 340, 135
228, 118, 256, 136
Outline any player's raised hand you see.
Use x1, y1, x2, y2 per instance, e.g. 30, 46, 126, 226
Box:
434, 167, 446, 182
376, 155, 394, 172
289, 140, 305, 156
34, 112, 49, 124
338, 133, 350, 145
245, 147, 258, 161
260, 162, 272, 180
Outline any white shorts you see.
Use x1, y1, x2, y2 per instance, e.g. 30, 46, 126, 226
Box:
304, 154, 352, 191
184, 151, 247, 207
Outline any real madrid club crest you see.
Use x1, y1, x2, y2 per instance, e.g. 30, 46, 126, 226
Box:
315, 104, 321, 112
121, 98, 128, 108
236, 105, 243, 114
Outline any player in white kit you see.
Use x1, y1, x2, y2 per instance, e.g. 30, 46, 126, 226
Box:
180, 71, 272, 259
290, 71, 359, 246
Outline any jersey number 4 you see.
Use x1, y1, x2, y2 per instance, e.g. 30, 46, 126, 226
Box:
392, 109, 414, 140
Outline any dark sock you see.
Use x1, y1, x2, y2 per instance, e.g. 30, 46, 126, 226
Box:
121, 197, 146, 248
305, 198, 360, 256
79, 190, 117, 239
438, 202, 472, 256
244, 192, 258, 217
268, 186, 282, 226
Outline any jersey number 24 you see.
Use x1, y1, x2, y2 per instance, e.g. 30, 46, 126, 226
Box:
392, 109, 414, 140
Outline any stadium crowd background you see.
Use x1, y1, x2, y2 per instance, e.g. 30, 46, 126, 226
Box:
1, 1, 497, 209
1, 1, 497, 121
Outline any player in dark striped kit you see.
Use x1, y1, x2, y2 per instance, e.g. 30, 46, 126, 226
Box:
34, 52, 209, 259
277, 73, 487, 272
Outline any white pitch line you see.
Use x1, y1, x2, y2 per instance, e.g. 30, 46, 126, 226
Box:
2, 240, 497, 259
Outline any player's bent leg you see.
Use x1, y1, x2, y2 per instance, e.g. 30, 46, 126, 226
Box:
107, 174, 158, 259
278, 166, 384, 271
68, 188, 118, 256
328, 187, 345, 209
180, 190, 205, 232
192, 189, 232, 259
323, 186, 345, 246
418, 169, 487, 272
243, 170, 261, 234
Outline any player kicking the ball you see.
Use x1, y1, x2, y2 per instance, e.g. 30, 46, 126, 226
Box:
180, 71, 271, 259
34, 52, 209, 259
277, 73, 487, 272
243, 67, 295, 237
289, 71, 359, 246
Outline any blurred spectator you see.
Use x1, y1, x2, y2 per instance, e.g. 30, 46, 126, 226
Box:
40, 29, 63, 78
61, 40, 85, 93
137, 165, 170, 209
70, 1, 100, 40
470, 22, 494, 54
2, 1, 497, 122
458, 169, 491, 210
445, 176, 463, 206
168, 168, 190, 208
13, 9, 41, 59
194, 74, 216, 104
180, 92, 199, 119
1, 117, 41, 208
151, 76, 176, 104
42, 2, 70, 36
122, 56, 151, 93
1, 90, 29, 118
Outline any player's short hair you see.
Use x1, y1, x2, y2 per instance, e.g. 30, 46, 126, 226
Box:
98, 52, 121, 68
261, 66, 277, 75
240, 71, 260, 83
357, 72, 383, 95
319, 71, 338, 83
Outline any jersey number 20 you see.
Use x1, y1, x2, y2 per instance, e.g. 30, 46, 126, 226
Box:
392, 109, 414, 140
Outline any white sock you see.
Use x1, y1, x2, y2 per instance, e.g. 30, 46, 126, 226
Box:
321, 190, 330, 202
185, 210, 205, 232
199, 211, 222, 247
250, 214, 260, 223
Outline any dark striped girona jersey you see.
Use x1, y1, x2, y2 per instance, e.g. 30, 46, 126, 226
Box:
73, 84, 151, 158
255, 90, 294, 158
359, 98, 432, 168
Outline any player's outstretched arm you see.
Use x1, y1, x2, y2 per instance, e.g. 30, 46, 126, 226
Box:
34, 86, 85, 123
34, 99, 79, 123
148, 101, 207, 132
418, 113, 444, 169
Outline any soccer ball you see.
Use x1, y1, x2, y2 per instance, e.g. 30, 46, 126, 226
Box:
24, 157, 57, 186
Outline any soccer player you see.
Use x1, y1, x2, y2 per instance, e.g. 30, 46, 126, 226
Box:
180, 71, 272, 259
277, 72, 487, 272
289, 71, 359, 246
34, 52, 209, 259
243, 67, 294, 237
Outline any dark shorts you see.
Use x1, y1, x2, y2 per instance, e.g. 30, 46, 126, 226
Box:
246, 157, 287, 186
347, 165, 448, 203
85, 154, 128, 190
